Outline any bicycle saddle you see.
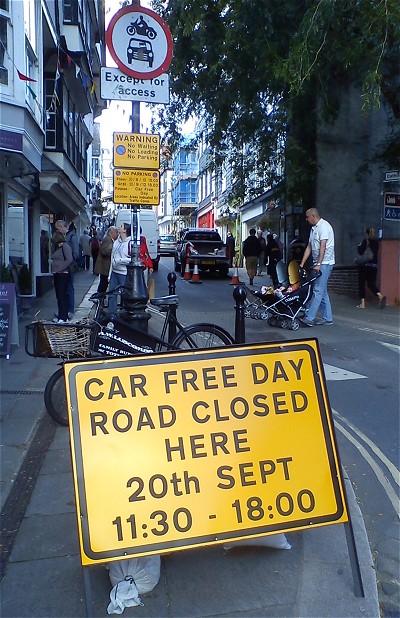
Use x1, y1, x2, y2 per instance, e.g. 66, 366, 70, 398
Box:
150, 295, 179, 307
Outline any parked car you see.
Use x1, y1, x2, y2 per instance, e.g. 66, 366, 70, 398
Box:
174, 228, 229, 277
159, 234, 176, 256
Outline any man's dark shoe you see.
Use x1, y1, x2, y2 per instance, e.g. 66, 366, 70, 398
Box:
300, 317, 314, 327
314, 317, 333, 326
249, 278, 254, 285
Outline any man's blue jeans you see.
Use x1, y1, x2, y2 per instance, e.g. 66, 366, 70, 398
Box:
108, 271, 126, 316
306, 264, 333, 322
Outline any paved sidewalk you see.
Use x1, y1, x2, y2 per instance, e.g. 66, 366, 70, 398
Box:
0, 267, 392, 617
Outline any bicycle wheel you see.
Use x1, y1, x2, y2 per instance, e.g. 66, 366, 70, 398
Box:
171, 323, 235, 349
44, 367, 68, 426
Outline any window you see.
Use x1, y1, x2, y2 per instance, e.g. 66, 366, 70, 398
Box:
63, 0, 78, 23
44, 78, 57, 148
0, 16, 8, 85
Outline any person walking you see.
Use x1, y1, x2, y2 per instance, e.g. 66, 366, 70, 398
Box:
256, 230, 266, 275
265, 233, 282, 287
242, 228, 261, 285
299, 208, 335, 326
51, 231, 73, 323
356, 227, 386, 309
226, 232, 236, 267
107, 223, 131, 316
79, 229, 92, 270
90, 230, 100, 274
94, 226, 118, 295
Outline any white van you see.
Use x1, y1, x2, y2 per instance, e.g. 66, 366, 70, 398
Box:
115, 208, 160, 270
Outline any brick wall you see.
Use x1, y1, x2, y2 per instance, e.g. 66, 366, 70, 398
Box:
328, 266, 359, 298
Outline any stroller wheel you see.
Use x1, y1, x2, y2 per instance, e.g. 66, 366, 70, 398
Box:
261, 310, 270, 320
268, 316, 279, 328
280, 319, 289, 329
244, 308, 251, 318
291, 319, 300, 331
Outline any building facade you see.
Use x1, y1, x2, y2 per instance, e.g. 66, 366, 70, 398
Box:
0, 0, 106, 298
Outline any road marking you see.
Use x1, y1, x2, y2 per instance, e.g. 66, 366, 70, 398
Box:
357, 327, 400, 340
333, 410, 400, 518
378, 341, 400, 354
323, 364, 367, 381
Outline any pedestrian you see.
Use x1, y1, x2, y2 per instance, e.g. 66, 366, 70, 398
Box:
299, 207, 335, 326
226, 232, 236, 267
51, 231, 73, 323
65, 222, 79, 318
139, 228, 154, 282
242, 228, 261, 285
356, 227, 386, 309
95, 226, 118, 295
79, 229, 92, 270
107, 223, 131, 316
90, 230, 100, 274
257, 230, 267, 275
265, 233, 282, 287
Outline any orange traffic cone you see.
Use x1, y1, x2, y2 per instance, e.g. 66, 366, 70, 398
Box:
229, 258, 240, 285
183, 258, 192, 280
189, 260, 202, 284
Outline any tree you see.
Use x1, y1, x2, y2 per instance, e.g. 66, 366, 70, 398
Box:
152, 0, 400, 205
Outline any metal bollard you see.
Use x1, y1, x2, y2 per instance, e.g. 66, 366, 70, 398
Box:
167, 272, 176, 295
167, 272, 177, 343
233, 285, 247, 344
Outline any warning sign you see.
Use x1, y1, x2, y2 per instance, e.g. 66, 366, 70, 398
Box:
113, 133, 160, 169
65, 340, 348, 565
113, 168, 160, 205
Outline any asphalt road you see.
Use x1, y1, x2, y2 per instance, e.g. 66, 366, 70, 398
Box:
154, 257, 400, 617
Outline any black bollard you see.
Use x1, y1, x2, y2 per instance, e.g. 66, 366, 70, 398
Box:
167, 272, 177, 343
121, 206, 150, 332
167, 271, 176, 295
233, 285, 247, 344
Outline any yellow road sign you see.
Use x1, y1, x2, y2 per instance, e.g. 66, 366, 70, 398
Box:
65, 340, 348, 565
113, 133, 160, 169
113, 168, 160, 205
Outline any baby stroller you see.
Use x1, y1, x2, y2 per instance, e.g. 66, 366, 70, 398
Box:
244, 261, 320, 331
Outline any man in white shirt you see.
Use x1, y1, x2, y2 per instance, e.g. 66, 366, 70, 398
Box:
299, 208, 335, 326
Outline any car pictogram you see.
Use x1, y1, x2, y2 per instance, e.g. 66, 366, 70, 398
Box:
127, 38, 154, 67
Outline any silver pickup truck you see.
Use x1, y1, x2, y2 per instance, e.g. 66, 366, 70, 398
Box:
174, 228, 230, 277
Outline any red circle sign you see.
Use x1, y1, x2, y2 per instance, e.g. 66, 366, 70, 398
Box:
106, 6, 173, 80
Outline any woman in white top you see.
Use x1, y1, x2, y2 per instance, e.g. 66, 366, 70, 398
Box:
107, 223, 131, 316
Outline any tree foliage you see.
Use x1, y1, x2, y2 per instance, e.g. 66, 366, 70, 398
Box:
151, 0, 400, 204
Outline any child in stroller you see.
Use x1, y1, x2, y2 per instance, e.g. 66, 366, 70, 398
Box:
244, 261, 321, 330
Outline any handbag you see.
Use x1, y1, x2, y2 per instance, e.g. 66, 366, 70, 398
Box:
62, 246, 79, 273
355, 244, 373, 265
68, 260, 79, 274
147, 275, 155, 300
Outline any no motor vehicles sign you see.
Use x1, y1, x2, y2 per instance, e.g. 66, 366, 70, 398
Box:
65, 340, 348, 565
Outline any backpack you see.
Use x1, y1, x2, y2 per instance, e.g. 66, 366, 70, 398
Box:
90, 237, 100, 252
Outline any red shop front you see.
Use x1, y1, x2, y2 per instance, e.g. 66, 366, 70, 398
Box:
198, 210, 214, 228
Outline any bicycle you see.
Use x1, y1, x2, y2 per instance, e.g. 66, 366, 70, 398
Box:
25, 286, 235, 426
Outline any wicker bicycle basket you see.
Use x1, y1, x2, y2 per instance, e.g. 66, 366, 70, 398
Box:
25, 320, 93, 359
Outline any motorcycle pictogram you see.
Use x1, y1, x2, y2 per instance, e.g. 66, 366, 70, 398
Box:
126, 16, 157, 40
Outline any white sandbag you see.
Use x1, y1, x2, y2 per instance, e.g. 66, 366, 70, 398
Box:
107, 555, 161, 615
223, 533, 291, 551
